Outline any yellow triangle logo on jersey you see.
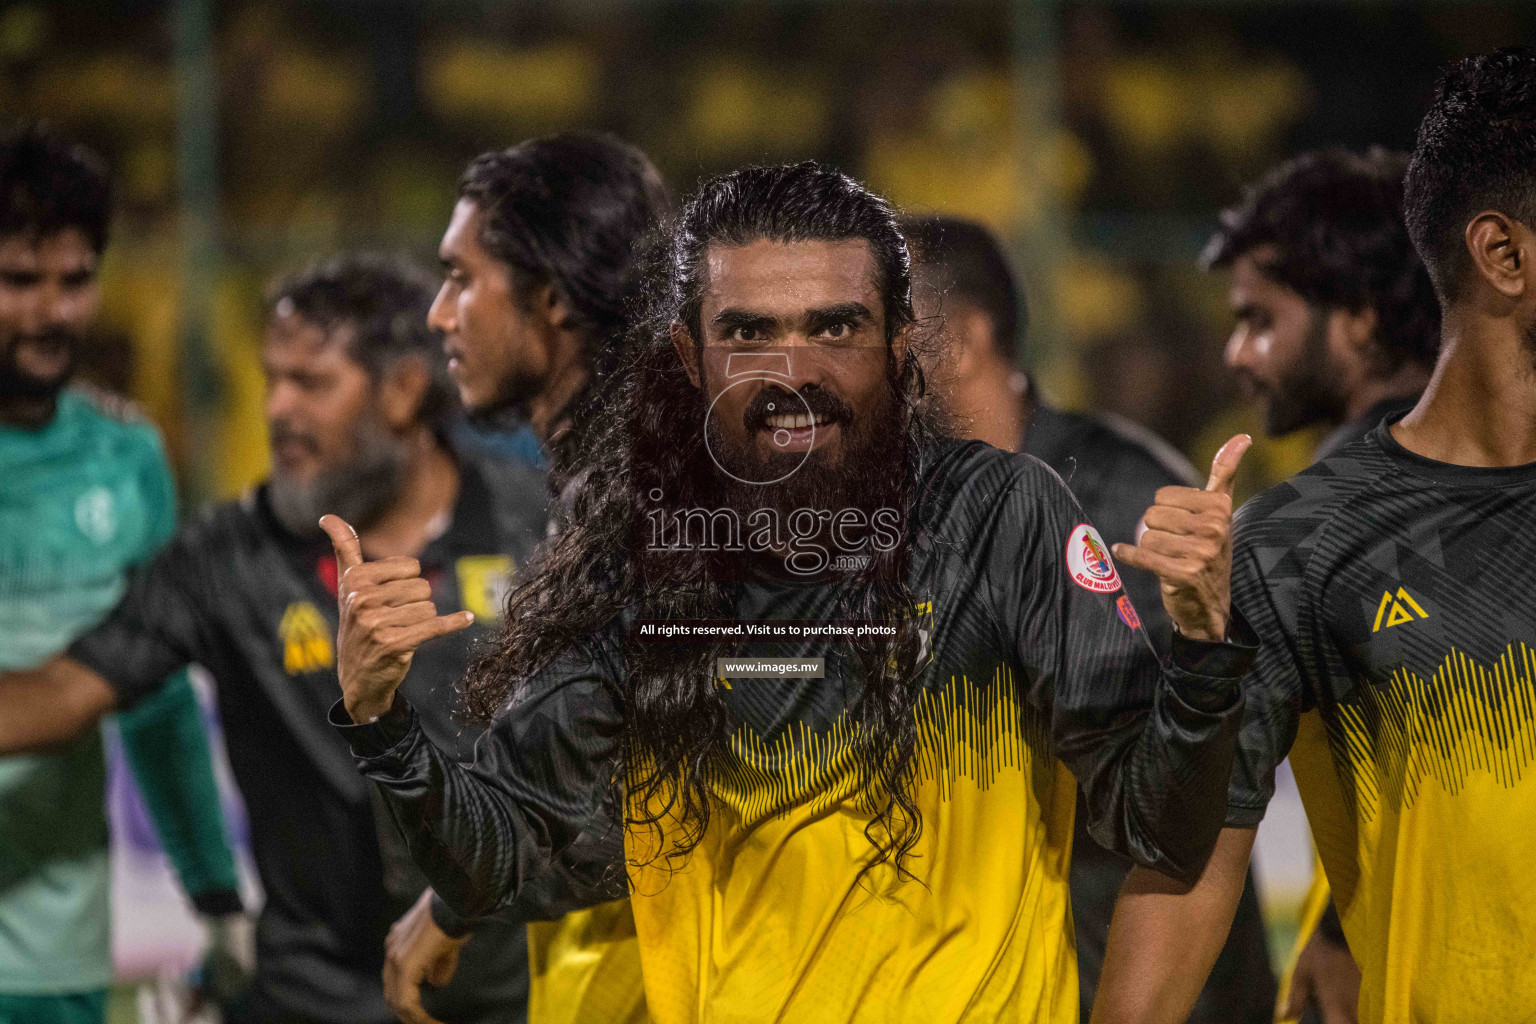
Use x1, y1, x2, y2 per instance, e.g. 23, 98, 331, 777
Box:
1372, 587, 1429, 632
280, 601, 335, 674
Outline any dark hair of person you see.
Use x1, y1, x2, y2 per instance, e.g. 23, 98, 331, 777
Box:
900, 215, 1026, 362
458, 132, 671, 479
0, 122, 112, 253
1404, 46, 1536, 305
1205, 147, 1441, 373
266, 253, 454, 427
464, 162, 940, 881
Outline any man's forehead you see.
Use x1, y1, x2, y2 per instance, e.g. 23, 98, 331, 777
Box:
439, 198, 483, 259
264, 312, 356, 363
1228, 245, 1287, 300
701, 238, 880, 312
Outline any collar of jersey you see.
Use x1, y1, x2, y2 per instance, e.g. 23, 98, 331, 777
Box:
1371, 414, 1536, 489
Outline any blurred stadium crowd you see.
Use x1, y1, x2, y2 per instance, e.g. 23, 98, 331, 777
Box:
5, 1, 1531, 499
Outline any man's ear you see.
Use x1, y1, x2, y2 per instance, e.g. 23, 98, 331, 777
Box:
379, 355, 432, 431
890, 319, 912, 365
671, 321, 702, 389
1465, 211, 1529, 301
538, 281, 576, 332
951, 307, 997, 376
1335, 305, 1378, 359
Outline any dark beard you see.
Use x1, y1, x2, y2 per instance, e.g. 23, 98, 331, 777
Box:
267, 419, 410, 538
475, 366, 548, 422
0, 331, 78, 408
1260, 307, 1348, 437
705, 380, 908, 576
466, 331, 934, 883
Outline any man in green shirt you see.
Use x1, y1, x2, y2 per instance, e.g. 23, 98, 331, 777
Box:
0, 124, 244, 1024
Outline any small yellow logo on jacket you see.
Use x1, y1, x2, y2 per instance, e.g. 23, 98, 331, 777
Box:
1373, 587, 1429, 632
280, 601, 335, 674
456, 555, 514, 624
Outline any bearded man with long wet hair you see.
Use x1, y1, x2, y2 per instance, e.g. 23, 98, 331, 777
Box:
322, 162, 1258, 1023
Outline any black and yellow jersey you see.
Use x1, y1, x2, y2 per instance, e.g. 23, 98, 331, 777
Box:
69, 451, 547, 1024
527, 902, 648, 1024
337, 438, 1253, 1024
1229, 418, 1536, 1024
1024, 404, 1276, 1024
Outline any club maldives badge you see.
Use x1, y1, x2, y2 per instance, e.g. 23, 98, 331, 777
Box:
1066, 523, 1122, 594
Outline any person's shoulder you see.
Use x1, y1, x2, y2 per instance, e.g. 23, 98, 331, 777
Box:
1232, 433, 1399, 588
922, 433, 1055, 491
1030, 406, 1201, 491
1237, 433, 1393, 531
461, 445, 549, 502
1082, 410, 1202, 488
65, 385, 168, 463
457, 444, 551, 534
170, 489, 268, 554
917, 434, 1077, 533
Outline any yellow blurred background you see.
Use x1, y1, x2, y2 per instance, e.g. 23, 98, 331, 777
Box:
11, 0, 1532, 506
19, 0, 1530, 507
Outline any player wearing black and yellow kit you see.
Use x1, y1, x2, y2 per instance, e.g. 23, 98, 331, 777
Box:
1202, 147, 1443, 1024
322, 164, 1257, 1023
902, 215, 1275, 1024
1223, 418, 1536, 1022
383, 133, 670, 1024
1092, 48, 1536, 1024
0, 256, 545, 1024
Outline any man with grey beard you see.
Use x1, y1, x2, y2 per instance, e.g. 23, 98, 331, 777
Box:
0, 253, 551, 1024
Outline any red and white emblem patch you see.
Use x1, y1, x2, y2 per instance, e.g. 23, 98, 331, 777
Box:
1065, 523, 1122, 594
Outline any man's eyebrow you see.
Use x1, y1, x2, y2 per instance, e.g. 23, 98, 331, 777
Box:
804, 302, 874, 331
710, 308, 781, 334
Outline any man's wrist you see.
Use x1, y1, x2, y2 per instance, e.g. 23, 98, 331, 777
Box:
1167, 608, 1256, 669
430, 891, 476, 939
330, 695, 415, 758
345, 690, 397, 725
1316, 901, 1349, 948
1172, 614, 1227, 644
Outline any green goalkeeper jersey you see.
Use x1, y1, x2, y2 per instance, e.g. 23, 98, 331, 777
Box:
0, 388, 238, 994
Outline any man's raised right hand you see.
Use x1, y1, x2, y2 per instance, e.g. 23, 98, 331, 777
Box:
320, 514, 474, 724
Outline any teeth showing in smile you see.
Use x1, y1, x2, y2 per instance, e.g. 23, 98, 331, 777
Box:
764, 413, 828, 430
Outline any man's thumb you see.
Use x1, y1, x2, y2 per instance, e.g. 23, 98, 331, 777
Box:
320, 515, 365, 573
1205, 433, 1253, 496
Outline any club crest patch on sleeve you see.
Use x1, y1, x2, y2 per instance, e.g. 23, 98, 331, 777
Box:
1065, 523, 1122, 593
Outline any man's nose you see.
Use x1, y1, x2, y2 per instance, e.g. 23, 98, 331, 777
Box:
1224, 325, 1257, 373
40, 276, 95, 330
10, 284, 57, 335
427, 283, 455, 335
264, 380, 303, 423
766, 341, 833, 392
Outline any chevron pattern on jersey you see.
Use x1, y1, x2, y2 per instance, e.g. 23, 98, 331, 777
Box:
1332, 642, 1536, 821
709, 669, 1043, 824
